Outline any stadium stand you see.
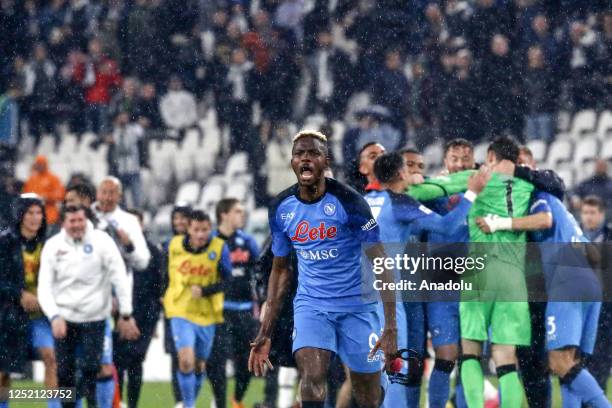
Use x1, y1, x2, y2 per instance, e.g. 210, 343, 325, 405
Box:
1, 1, 612, 404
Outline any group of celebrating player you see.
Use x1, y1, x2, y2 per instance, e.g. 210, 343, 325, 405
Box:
249, 130, 611, 408
1, 128, 611, 408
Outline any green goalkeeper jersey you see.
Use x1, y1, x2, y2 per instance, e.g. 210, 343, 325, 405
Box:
408, 170, 534, 267
407, 170, 534, 241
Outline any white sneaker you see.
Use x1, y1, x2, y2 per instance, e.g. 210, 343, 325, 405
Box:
174, 403, 184, 408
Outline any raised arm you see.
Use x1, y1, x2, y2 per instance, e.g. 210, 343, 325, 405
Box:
364, 243, 397, 370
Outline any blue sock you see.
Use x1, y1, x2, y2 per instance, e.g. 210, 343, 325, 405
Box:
0, 400, 7, 408
560, 384, 581, 408
406, 385, 421, 408
177, 370, 196, 408
455, 383, 468, 408
96, 377, 115, 408
194, 371, 205, 399
566, 369, 611, 408
428, 366, 452, 407
47, 399, 61, 408
75, 398, 83, 408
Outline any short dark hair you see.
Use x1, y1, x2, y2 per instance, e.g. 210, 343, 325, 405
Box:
374, 152, 404, 183
60, 204, 86, 222
216, 198, 240, 224
487, 135, 520, 163
66, 182, 96, 204
582, 195, 605, 212
359, 142, 381, 156
189, 209, 211, 224
398, 147, 422, 156
444, 138, 474, 155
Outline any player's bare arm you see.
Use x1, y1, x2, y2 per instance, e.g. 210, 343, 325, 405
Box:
365, 243, 397, 371
249, 255, 292, 376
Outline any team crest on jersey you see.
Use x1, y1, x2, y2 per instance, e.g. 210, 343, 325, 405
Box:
323, 203, 336, 216
83, 244, 93, 254
208, 251, 217, 260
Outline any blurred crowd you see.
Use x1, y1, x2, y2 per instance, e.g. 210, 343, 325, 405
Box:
0, 0, 611, 211
1, 0, 610, 146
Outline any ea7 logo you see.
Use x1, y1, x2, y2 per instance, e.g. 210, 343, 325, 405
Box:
281, 212, 295, 221
361, 218, 377, 231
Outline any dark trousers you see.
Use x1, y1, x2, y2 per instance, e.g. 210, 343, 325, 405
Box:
517, 302, 551, 408
114, 312, 158, 408
209, 309, 257, 407
56, 320, 105, 408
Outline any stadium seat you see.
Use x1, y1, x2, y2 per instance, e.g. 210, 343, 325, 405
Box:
175, 181, 201, 205
198, 180, 225, 212
140, 168, 165, 208
569, 109, 597, 140
555, 167, 575, 189
37, 136, 56, 156
47, 156, 70, 183
234, 173, 253, 185
148, 140, 176, 183
58, 134, 78, 157
331, 120, 346, 166
602, 138, 612, 161
572, 137, 599, 167
596, 110, 612, 140
78, 132, 97, 150
246, 207, 269, 245
546, 139, 572, 168
473, 142, 488, 164
557, 111, 571, 134
225, 181, 248, 201
266, 140, 294, 196
224, 152, 249, 180
193, 127, 220, 179
173, 149, 194, 184
423, 142, 444, 170
15, 156, 33, 181
526, 139, 547, 164
152, 204, 173, 239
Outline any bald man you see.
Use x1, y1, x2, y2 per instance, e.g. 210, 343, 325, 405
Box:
91, 177, 150, 408
92, 177, 150, 272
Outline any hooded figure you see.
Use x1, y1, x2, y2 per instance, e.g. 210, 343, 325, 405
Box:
23, 155, 65, 225
0, 194, 47, 376
16, 194, 48, 319
170, 202, 192, 237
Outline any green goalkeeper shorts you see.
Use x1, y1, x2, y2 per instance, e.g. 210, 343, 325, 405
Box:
459, 253, 532, 345
460, 300, 531, 346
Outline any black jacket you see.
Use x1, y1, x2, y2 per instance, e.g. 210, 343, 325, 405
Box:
0, 227, 29, 373
514, 166, 566, 200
